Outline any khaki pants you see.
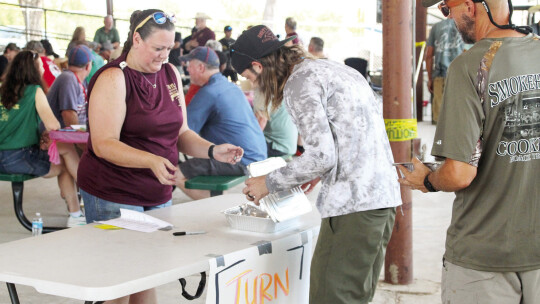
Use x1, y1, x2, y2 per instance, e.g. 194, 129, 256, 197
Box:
442, 260, 540, 304
432, 77, 445, 124
309, 208, 396, 304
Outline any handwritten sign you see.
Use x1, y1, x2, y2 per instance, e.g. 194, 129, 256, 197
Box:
206, 231, 313, 304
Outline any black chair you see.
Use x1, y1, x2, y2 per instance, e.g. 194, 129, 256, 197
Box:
0, 173, 64, 233
344, 57, 368, 79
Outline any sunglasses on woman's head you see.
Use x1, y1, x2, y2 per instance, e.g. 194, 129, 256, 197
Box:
134, 12, 176, 33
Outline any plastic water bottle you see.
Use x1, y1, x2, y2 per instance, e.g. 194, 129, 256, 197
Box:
32, 213, 43, 236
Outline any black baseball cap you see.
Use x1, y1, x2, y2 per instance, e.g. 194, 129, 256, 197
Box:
230, 25, 295, 74
224, 25, 232, 32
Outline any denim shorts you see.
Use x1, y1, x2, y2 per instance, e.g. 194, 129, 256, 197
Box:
0, 146, 51, 176
80, 189, 172, 224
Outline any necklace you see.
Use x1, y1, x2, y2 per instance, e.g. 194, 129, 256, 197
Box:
139, 71, 157, 89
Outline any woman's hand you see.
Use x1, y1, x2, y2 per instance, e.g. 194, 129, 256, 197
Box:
213, 144, 244, 164
148, 155, 177, 186
242, 175, 269, 205
301, 177, 321, 195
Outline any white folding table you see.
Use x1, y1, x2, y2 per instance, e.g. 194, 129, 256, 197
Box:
0, 193, 321, 303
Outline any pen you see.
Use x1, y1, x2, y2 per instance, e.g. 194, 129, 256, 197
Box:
173, 231, 206, 236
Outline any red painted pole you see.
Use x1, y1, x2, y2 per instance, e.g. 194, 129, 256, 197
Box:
383, 0, 414, 285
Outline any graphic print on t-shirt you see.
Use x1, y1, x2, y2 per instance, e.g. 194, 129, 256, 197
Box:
167, 83, 182, 107
495, 90, 540, 163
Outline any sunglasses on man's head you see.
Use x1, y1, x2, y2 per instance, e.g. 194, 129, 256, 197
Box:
438, 0, 467, 17
134, 12, 176, 33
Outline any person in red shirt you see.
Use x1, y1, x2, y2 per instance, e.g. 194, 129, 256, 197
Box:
284, 17, 302, 46
25, 40, 62, 88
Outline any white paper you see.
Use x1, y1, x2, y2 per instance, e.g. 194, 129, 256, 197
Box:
97, 208, 172, 233
206, 231, 313, 304
247, 157, 287, 177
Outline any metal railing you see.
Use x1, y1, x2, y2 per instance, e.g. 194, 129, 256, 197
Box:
1, 2, 118, 38
0, 2, 129, 52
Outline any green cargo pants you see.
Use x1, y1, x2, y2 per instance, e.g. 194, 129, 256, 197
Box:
309, 207, 396, 304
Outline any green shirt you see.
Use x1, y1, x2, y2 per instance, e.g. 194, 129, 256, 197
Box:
426, 19, 465, 78
86, 49, 105, 83
93, 27, 120, 45
253, 92, 298, 156
432, 34, 540, 272
0, 85, 41, 150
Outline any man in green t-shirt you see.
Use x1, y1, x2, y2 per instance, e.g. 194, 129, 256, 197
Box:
93, 15, 120, 50
426, 18, 465, 124
400, 0, 540, 303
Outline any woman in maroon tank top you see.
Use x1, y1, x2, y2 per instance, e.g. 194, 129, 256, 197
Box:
77, 9, 243, 304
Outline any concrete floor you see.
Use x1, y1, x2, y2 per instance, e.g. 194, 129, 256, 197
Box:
0, 120, 454, 304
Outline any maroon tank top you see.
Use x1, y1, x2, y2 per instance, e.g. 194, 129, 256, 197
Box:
78, 52, 183, 206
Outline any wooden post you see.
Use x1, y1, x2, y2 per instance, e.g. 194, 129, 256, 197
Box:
416, 0, 427, 121
382, 0, 414, 285
106, 0, 113, 17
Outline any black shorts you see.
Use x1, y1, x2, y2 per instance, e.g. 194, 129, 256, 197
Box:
179, 158, 248, 179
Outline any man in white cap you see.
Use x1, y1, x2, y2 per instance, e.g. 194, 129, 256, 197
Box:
399, 0, 540, 303
185, 12, 215, 51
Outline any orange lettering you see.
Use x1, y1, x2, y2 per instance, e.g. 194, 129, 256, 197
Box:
259, 273, 273, 303
226, 270, 252, 304
244, 277, 258, 304
274, 268, 289, 297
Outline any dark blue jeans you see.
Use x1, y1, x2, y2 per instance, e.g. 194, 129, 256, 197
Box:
0, 146, 50, 176
80, 189, 172, 224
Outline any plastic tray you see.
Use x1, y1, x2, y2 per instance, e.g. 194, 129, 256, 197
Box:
223, 205, 299, 233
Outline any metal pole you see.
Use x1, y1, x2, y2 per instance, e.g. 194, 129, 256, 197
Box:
44, 8, 47, 39
416, 0, 427, 122
6, 283, 20, 304
412, 0, 417, 121
382, 0, 414, 285
106, 0, 113, 16
24, 3, 29, 43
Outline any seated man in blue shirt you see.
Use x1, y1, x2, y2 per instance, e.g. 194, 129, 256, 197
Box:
44, 44, 93, 227
176, 46, 267, 199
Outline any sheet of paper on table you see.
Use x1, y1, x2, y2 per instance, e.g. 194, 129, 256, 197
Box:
97, 208, 173, 233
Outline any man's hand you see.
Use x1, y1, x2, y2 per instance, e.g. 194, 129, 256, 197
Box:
398, 157, 477, 193
185, 39, 199, 51
397, 157, 431, 192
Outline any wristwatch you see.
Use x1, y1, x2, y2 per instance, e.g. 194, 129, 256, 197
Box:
208, 145, 215, 160
423, 173, 439, 192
